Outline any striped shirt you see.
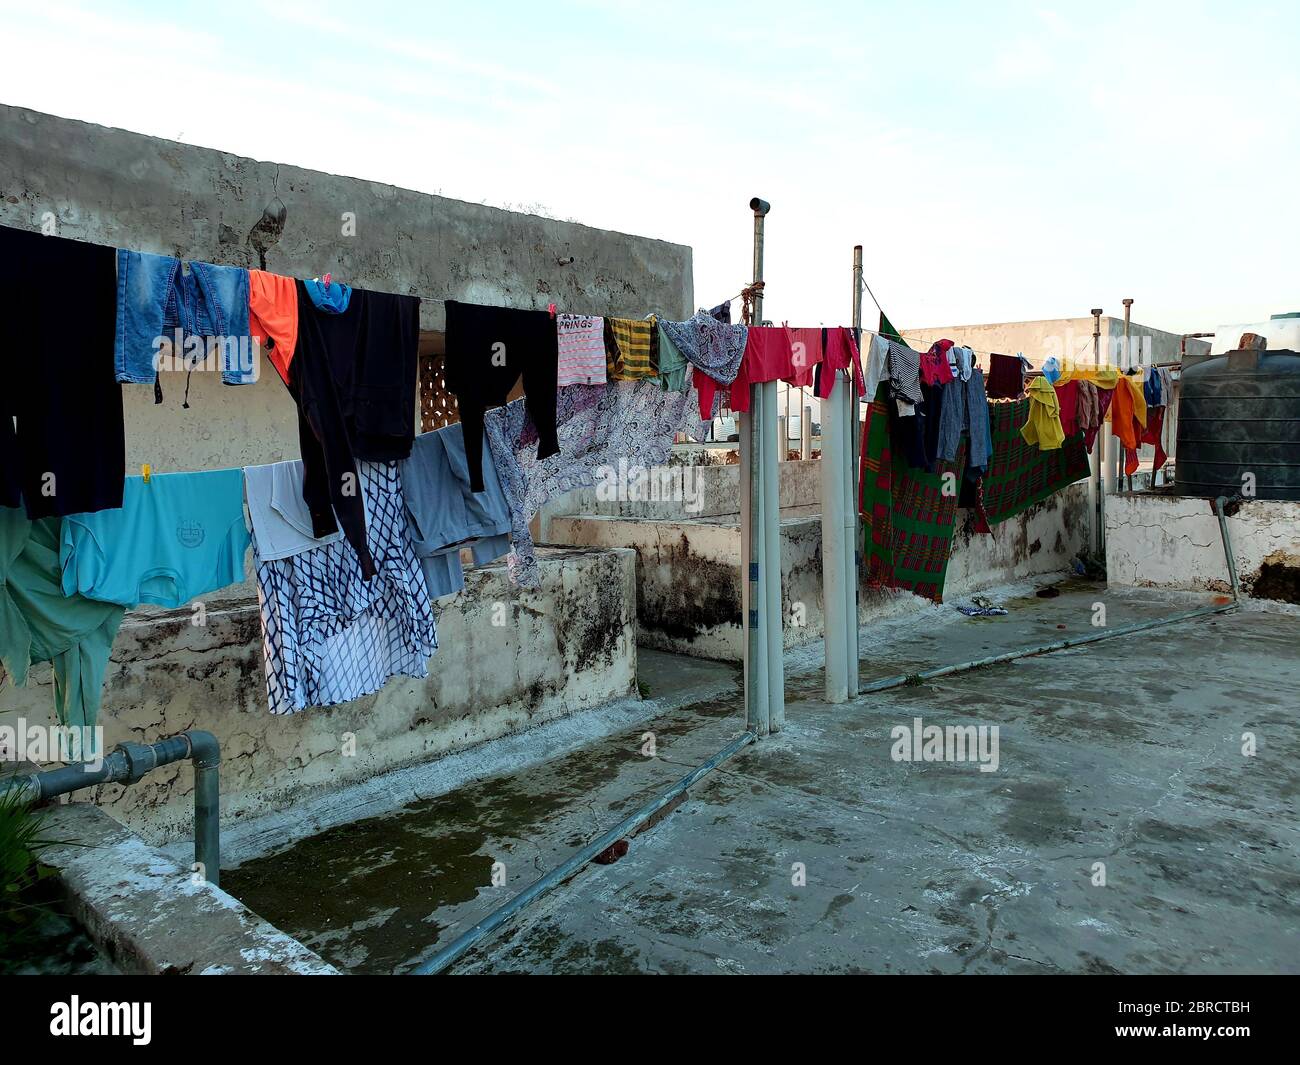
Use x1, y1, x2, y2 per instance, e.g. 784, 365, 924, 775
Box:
886, 339, 923, 405
556, 313, 607, 386
605, 316, 658, 380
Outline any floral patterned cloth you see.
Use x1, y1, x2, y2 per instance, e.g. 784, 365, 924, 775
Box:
485, 381, 708, 587
658, 311, 748, 386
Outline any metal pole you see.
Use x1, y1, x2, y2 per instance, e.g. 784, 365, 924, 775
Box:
744, 198, 771, 735
801, 403, 812, 461
846, 245, 864, 696
1091, 307, 1105, 556
1122, 297, 1134, 492
749, 198, 783, 732
1214, 496, 1241, 600
777, 415, 787, 462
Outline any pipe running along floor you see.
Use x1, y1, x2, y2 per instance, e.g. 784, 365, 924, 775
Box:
222, 580, 1300, 974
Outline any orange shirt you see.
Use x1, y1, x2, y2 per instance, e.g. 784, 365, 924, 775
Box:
1110, 374, 1143, 475
248, 270, 299, 385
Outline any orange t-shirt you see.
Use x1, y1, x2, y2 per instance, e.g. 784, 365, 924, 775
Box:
248, 270, 299, 385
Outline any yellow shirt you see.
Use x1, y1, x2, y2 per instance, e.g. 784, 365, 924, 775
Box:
1021, 376, 1065, 450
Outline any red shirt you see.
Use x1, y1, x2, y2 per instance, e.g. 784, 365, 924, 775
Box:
729, 326, 815, 412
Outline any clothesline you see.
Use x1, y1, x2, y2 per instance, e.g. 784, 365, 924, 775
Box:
856, 277, 1177, 373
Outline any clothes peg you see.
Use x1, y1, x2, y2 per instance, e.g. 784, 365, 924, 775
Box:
141, 463, 152, 484
547, 303, 557, 319
322, 272, 332, 289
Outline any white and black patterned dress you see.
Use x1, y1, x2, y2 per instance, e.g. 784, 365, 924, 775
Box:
253, 460, 437, 715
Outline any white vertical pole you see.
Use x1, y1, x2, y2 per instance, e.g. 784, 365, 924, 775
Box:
801, 403, 812, 460
762, 379, 785, 732
845, 246, 863, 697
741, 408, 768, 735
820, 377, 848, 703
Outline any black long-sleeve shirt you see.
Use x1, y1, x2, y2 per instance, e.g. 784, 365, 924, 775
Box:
288, 281, 420, 578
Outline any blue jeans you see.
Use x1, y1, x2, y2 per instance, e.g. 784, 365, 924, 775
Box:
115, 250, 256, 385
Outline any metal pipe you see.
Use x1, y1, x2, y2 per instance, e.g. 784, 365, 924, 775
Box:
1214, 496, 1241, 600
1091, 307, 1106, 556
413, 730, 758, 975
859, 601, 1235, 696
743, 198, 770, 735
1123, 297, 1133, 494
1122, 298, 1133, 370
748, 198, 782, 733
1181, 332, 1214, 358
0, 730, 221, 886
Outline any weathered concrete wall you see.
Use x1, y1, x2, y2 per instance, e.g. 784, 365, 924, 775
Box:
1106, 492, 1300, 599
2, 547, 639, 843
539, 456, 819, 529
0, 104, 693, 475
551, 486, 1089, 661
946, 483, 1091, 597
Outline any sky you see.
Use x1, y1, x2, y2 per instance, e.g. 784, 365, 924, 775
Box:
1, 0, 1296, 335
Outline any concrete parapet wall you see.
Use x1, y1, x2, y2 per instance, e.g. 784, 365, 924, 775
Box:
550, 483, 1090, 660
2, 547, 639, 843
1106, 492, 1300, 599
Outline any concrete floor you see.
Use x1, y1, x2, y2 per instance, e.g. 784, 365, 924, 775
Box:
223, 580, 1300, 974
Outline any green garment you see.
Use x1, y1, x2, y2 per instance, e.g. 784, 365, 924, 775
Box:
0, 507, 123, 729
653, 323, 690, 392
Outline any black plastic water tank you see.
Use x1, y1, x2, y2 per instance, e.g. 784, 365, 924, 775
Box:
1176, 348, 1300, 500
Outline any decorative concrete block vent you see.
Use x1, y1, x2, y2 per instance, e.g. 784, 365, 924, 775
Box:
1107, 492, 1300, 602
4, 547, 638, 844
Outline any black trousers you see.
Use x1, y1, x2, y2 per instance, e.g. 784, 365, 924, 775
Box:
0, 224, 123, 517
444, 300, 559, 493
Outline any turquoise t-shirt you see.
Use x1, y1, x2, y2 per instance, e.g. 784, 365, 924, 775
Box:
60, 469, 250, 609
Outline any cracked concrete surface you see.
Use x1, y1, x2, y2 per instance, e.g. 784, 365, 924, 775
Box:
222, 581, 1300, 974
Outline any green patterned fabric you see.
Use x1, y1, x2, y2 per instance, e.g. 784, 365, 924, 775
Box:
859, 384, 967, 603
976, 399, 1090, 526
